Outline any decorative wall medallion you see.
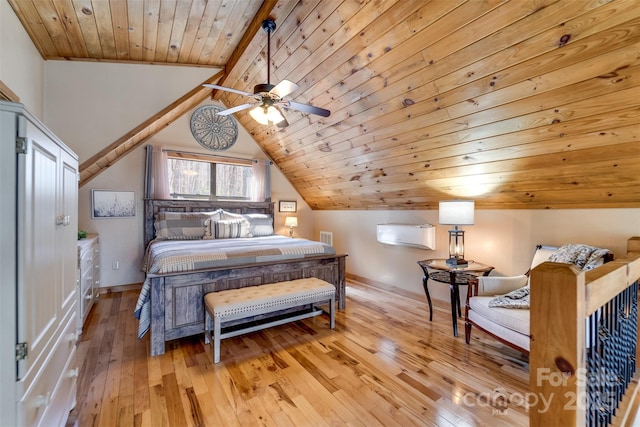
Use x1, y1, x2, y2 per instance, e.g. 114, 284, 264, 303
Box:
190, 105, 238, 151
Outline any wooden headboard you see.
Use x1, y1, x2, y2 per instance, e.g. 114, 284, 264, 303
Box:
144, 199, 275, 246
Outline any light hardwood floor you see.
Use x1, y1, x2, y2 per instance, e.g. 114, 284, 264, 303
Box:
67, 280, 532, 426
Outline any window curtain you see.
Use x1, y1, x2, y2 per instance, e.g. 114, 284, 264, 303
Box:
144, 145, 170, 199
251, 159, 271, 202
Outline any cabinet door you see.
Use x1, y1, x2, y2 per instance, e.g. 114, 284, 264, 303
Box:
60, 150, 78, 314
16, 119, 62, 385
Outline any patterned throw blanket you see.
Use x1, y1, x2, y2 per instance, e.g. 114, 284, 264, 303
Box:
489, 244, 612, 309
134, 235, 336, 338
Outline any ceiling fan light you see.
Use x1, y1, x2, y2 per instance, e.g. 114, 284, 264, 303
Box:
266, 105, 285, 124
250, 105, 285, 125
202, 19, 329, 122
249, 105, 270, 125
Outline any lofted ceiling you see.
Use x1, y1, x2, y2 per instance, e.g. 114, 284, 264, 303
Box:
9, 0, 640, 210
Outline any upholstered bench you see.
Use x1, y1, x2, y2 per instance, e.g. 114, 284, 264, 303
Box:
204, 278, 336, 363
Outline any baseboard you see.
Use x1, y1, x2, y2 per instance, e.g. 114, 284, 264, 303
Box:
98, 283, 143, 294
347, 273, 425, 301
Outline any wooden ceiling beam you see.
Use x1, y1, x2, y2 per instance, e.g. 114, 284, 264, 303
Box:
0, 80, 20, 102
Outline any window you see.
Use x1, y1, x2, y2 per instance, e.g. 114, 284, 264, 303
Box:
167, 152, 253, 200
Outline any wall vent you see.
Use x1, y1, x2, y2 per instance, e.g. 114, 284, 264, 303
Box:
319, 231, 333, 246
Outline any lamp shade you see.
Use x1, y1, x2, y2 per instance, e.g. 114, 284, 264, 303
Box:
284, 216, 298, 227
439, 200, 474, 225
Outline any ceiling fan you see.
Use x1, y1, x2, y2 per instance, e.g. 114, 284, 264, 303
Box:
204, 19, 330, 128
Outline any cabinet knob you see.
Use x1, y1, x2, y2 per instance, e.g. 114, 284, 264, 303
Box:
66, 332, 79, 344
85, 295, 92, 301
57, 215, 71, 226
68, 367, 79, 378
35, 392, 51, 408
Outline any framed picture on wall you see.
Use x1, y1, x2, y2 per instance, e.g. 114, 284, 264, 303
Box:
92, 190, 136, 218
279, 200, 297, 212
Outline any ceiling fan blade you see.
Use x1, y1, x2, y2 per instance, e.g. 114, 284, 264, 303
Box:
216, 102, 258, 115
284, 101, 331, 117
203, 84, 253, 97
275, 106, 289, 128
270, 80, 299, 99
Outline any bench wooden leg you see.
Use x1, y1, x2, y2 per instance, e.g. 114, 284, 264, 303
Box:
214, 316, 221, 364
204, 310, 211, 345
330, 296, 335, 329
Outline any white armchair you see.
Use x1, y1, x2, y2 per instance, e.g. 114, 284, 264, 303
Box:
464, 245, 558, 353
465, 243, 615, 353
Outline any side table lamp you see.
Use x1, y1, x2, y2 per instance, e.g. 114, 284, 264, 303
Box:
439, 200, 474, 267
284, 216, 298, 238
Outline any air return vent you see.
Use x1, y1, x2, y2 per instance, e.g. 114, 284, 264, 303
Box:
319, 231, 333, 246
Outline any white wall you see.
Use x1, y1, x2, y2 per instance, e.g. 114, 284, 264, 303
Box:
44, 60, 310, 287
0, 0, 45, 117
314, 209, 640, 302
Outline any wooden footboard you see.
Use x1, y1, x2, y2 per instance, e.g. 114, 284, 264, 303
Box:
149, 254, 346, 356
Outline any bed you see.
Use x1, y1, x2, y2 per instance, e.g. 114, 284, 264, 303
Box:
136, 199, 347, 356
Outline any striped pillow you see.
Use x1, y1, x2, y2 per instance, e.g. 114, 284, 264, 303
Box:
205, 218, 251, 239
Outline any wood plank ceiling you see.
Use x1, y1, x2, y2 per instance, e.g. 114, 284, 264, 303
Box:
8, 0, 640, 210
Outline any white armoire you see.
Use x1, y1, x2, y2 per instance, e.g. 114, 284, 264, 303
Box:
0, 101, 79, 426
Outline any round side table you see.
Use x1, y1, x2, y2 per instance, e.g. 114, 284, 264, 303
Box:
417, 259, 494, 336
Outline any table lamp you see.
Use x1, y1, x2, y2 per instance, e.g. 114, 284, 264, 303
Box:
284, 216, 298, 238
439, 200, 474, 267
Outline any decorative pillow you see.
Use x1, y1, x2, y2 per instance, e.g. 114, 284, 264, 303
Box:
242, 213, 274, 237
548, 244, 612, 271
155, 210, 221, 240
220, 210, 245, 220
206, 218, 251, 239
489, 286, 530, 309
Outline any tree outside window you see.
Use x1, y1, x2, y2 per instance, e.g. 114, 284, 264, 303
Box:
167, 157, 252, 200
